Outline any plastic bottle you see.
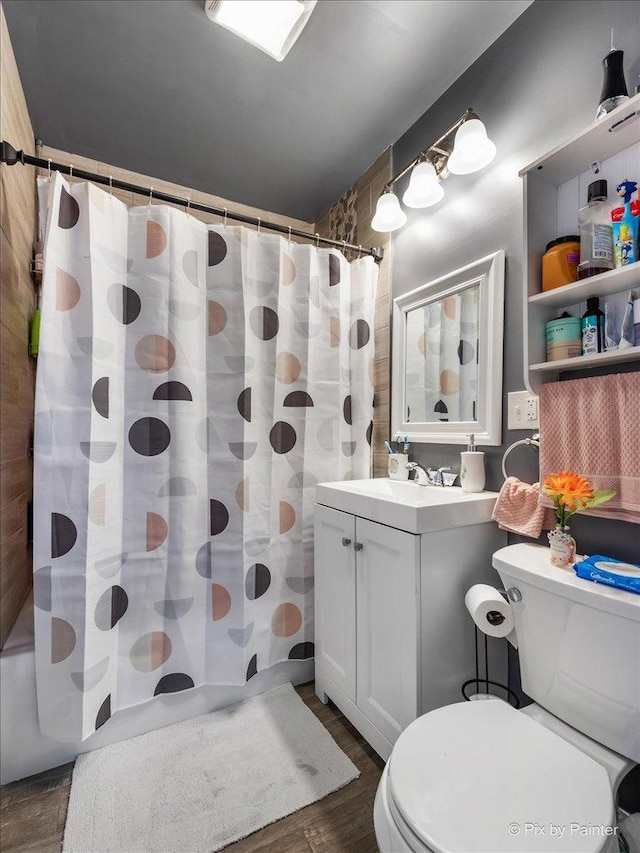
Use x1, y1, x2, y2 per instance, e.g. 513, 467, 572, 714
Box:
595, 48, 629, 121
581, 297, 605, 355
578, 180, 614, 279
612, 179, 639, 268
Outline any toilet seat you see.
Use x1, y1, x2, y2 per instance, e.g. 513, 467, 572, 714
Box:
387, 701, 615, 853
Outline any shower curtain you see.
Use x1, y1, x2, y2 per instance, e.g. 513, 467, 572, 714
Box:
33, 173, 376, 741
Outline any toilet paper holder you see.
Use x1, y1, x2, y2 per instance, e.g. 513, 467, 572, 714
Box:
483, 588, 521, 626
461, 627, 520, 708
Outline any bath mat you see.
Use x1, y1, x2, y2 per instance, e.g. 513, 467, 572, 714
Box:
63, 683, 359, 852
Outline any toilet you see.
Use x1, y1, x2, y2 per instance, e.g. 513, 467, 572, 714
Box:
374, 543, 640, 853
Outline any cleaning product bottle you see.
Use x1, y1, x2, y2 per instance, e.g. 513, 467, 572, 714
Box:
581, 297, 605, 355
578, 180, 614, 279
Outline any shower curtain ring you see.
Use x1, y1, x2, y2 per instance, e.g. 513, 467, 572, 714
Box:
288, 225, 292, 245
148, 187, 153, 208
257, 217, 261, 235
343, 239, 347, 255
223, 208, 228, 227
358, 245, 362, 258
69, 165, 73, 180
185, 193, 192, 215
315, 233, 320, 248
47, 159, 52, 178
108, 176, 113, 198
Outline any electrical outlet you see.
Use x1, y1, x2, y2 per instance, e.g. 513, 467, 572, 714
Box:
508, 391, 540, 430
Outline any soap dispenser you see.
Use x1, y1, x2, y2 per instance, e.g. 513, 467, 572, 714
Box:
460, 434, 485, 493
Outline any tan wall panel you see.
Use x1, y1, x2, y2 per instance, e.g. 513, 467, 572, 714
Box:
314, 148, 391, 479
0, 7, 36, 647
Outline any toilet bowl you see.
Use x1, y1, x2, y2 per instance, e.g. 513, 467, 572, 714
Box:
374, 700, 622, 853
374, 544, 640, 853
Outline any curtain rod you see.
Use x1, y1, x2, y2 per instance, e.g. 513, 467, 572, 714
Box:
0, 140, 384, 261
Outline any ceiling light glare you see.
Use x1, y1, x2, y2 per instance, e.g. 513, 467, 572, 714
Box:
205, 0, 316, 61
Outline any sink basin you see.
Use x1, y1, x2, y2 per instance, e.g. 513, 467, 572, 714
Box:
315, 478, 500, 534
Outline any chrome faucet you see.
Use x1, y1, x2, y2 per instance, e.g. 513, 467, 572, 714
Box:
406, 463, 454, 487
429, 466, 452, 487
405, 461, 431, 486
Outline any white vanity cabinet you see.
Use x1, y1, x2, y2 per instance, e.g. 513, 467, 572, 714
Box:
314, 479, 507, 760
315, 505, 420, 749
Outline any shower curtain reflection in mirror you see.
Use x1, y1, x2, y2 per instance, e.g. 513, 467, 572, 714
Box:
404, 284, 479, 423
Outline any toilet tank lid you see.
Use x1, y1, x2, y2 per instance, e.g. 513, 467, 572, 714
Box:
493, 544, 640, 622
388, 701, 614, 853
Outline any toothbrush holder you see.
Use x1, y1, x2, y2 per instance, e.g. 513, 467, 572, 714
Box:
388, 453, 409, 480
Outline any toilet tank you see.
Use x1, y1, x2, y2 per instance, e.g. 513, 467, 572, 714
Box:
493, 544, 640, 762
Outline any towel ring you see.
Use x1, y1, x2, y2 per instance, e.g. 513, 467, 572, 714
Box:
502, 433, 540, 480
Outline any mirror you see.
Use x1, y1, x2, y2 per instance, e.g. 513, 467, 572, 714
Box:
392, 251, 504, 445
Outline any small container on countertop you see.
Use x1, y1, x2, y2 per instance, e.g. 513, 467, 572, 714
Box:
388, 453, 409, 480
460, 434, 485, 493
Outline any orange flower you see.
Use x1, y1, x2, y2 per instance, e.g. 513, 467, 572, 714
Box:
543, 471, 595, 514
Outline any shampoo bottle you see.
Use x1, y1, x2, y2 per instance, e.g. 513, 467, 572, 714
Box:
460, 434, 485, 493
581, 297, 605, 355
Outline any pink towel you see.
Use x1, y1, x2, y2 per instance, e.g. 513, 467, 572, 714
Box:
492, 477, 556, 537
539, 373, 640, 524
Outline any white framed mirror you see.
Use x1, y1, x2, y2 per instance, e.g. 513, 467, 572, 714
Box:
392, 250, 504, 445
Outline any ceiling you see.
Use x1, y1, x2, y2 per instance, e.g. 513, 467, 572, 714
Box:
3, 0, 533, 222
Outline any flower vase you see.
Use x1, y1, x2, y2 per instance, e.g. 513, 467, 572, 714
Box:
547, 525, 576, 568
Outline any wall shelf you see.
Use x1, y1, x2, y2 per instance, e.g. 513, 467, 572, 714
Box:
530, 345, 640, 375
522, 96, 640, 393
520, 94, 640, 186
528, 262, 640, 310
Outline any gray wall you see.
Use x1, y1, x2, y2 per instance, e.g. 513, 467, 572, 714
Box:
390, 0, 640, 563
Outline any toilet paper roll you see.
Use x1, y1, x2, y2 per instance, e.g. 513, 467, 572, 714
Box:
464, 584, 514, 639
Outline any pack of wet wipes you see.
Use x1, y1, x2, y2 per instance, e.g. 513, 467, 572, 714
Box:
574, 554, 640, 595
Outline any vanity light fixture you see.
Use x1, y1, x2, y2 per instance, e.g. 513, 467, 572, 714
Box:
447, 117, 497, 175
204, 0, 317, 62
370, 189, 408, 232
402, 158, 444, 208
372, 109, 496, 232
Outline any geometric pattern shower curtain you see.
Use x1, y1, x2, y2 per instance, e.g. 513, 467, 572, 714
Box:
33, 173, 377, 742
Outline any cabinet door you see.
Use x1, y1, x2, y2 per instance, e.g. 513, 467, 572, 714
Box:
356, 518, 420, 744
314, 505, 356, 702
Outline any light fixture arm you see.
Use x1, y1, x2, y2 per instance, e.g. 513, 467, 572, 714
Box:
372, 108, 495, 232
382, 108, 476, 192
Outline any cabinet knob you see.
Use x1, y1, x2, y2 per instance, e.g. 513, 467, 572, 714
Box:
341, 537, 351, 547
353, 542, 364, 552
